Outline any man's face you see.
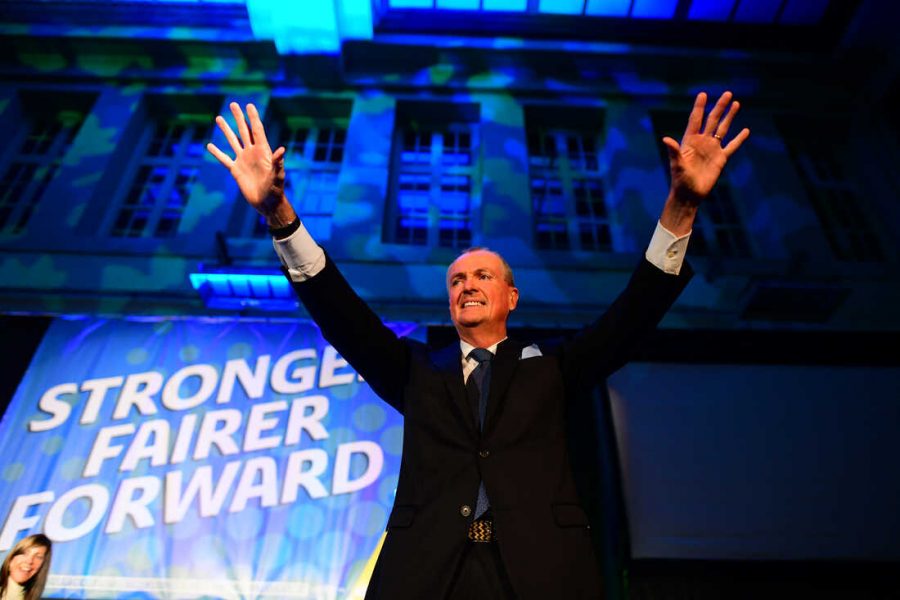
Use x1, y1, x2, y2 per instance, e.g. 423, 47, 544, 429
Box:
447, 250, 518, 336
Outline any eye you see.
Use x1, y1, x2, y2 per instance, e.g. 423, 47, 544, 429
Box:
479, 273, 492, 280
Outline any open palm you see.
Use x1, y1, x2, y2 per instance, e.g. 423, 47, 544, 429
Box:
207, 102, 286, 216
663, 91, 750, 203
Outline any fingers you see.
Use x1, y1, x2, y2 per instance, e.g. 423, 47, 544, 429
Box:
206, 142, 234, 169
247, 104, 270, 149
683, 92, 707, 138
723, 127, 750, 157
715, 100, 740, 140
702, 91, 732, 135
229, 102, 253, 148
215, 115, 242, 155
272, 146, 286, 163
662, 136, 680, 160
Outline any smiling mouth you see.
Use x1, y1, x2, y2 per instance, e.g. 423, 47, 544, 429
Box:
462, 301, 485, 308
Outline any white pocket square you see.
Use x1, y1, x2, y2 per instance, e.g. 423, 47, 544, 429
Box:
520, 344, 543, 359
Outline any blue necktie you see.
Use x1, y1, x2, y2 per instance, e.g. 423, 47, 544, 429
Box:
467, 348, 493, 519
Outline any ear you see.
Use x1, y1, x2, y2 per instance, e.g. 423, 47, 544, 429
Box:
508, 287, 519, 311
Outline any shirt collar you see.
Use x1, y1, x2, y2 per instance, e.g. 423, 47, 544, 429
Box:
460, 337, 506, 360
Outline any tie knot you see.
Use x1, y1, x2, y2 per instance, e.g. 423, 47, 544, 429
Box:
468, 348, 493, 364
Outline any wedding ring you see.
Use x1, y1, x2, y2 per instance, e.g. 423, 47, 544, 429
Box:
713, 133, 723, 141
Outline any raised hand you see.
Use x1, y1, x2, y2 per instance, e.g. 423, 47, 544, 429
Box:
663, 91, 750, 205
207, 102, 294, 225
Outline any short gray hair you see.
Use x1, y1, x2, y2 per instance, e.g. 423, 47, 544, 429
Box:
452, 246, 516, 287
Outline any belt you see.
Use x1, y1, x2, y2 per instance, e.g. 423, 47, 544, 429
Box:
467, 518, 495, 543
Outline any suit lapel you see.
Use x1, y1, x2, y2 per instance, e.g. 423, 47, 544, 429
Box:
431, 343, 478, 436
484, 338, 522, 434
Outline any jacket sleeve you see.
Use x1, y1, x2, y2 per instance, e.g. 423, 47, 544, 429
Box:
288, 253, 412, 414
557, 257, 693, 389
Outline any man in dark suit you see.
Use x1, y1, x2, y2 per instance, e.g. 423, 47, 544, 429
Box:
207, 92, 749, 599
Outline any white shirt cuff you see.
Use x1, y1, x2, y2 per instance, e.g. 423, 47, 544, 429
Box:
645, 221, 690, 275
272, 222, 327, 282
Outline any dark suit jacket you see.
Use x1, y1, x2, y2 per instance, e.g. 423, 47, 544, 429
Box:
291, 255, 692, 600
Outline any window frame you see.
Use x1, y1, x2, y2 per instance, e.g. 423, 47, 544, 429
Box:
105, 111, 213, 239
386, 105, 482, 249
527, 123, 611, 252
0, 100, 88, 235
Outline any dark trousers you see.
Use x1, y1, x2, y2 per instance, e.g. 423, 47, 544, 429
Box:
447, 541, 517, 600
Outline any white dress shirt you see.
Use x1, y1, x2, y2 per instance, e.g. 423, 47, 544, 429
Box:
459, 339, 503, 383
274, 220, 690, 283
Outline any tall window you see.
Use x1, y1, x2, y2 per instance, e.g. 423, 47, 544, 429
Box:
526, 107, 609, 251
110, 98, 216, 238
0, 93, 91, 234
386, 102, 480, 248
651, 110, 753, 259
230, 100, 349, 241
778, 116, 884, 262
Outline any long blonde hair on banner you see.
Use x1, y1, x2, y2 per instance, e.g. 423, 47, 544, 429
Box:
0, 534, 53, 600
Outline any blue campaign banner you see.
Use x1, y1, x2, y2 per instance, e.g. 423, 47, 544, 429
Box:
0, 317, 417, 599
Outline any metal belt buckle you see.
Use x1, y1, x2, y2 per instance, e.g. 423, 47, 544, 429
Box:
467, 519, 494, 542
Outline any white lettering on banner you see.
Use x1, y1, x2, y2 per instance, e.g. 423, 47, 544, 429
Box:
271, 349, 317, 394
80, 376, 125, 425
229, 457, 279, 512
105, 476, 161, 533
45, 484, 109, 542
25, 345, 359, 431
120, 420, 169, 472
332, 441, 384, 495
81, 395, 334, 476
82, 396, 328, 477
193, 409, 243, 460
113, 372, 162, 420
170, 413, 197, 465
29, 383, 76, 432
4, 341, 393, 552
216, 355, 271, 404
284, 396, 329, 445
319, 345, 355, 388
281, 449, 329, 502
162, 364, 218, 411
164, 463, 242, 523
0, 443, 387, 550
0, 492, 54, 549
83, 424, 136, 477
243, 401, 288, 452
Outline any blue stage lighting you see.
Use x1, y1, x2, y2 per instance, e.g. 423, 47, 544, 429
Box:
390, 0, 434, 7
688, 0, 736, 21
585, 0, 631, 17
189, 267, 298, 311
539, 0, 583, 15
247, 0, 372, 54
437, 0, 480, 9
631, 0, 678, 19
483, 0, 527, 10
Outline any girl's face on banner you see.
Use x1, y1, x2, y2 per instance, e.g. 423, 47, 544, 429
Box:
8, 544, 47, 584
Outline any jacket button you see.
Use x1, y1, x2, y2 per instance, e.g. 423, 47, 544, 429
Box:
460, 505, 472, 517
479, 449, 490, 458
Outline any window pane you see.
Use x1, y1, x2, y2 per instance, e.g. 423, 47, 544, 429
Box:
0, 103, 86, 233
